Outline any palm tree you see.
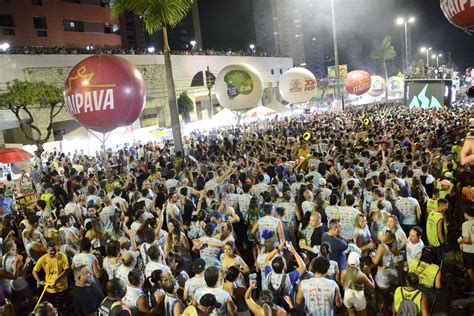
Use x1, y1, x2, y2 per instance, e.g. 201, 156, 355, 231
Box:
110, 0, 194, 153
370, 36, 396, 103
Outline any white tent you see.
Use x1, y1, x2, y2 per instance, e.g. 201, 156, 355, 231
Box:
243, 106, 277, 119
267, 100, 291, 113
212, 108, 239, 125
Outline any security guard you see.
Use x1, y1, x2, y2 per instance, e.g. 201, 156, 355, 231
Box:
426, 199, 448, 265
409, 247, 441, 310
425, 188, 440, 216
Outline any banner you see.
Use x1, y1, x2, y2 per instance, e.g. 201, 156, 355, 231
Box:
327, 65, 348, 84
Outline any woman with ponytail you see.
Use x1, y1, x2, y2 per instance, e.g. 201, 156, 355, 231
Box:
245, 279, 288, 316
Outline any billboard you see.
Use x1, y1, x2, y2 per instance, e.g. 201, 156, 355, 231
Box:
404, 79, 453, 110
327, 65, 348, 83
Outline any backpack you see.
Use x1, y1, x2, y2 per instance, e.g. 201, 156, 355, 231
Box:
266, 273, 289, 306
397, 288, 420, 316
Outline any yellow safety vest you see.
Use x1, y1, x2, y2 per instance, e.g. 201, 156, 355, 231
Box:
394, 287, 422, 315
409, 259, 439, 288
426, 211, 444, 247
426, 199, 438, 216
436, 182, 453, 199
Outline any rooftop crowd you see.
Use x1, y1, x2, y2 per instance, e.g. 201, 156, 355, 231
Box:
0, 46, 277, 57
0, 103, 473, 316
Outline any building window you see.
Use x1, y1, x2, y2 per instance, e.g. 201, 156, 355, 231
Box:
32, 0, 43, 5
33, 16, 47, 29
36, 30, 47, 37
64, 20, 84, 32
271, 69, 275, 75
2, 28, 14, 35
0, 14, 14, 27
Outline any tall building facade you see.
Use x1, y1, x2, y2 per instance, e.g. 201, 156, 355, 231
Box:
252, 0, 327, 76
0, 0, 121, 48
253, 0, 305, 66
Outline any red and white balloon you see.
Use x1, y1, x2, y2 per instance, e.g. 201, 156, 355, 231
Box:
64, 55, 146, 133
440, 0, 474, 32
345, 70, 371, 95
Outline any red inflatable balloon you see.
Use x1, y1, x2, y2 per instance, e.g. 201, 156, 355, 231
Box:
440, 0, 474, 32
64, 55, 146, 133
345, 70, 371, 95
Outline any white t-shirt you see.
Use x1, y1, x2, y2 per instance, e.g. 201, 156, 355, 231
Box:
462, 220, 474, 254
338, 206, 360, 241
257, 215, 281, 246
406, 240, 425, 266
300, 277, 337, 315
395, 197, 419, 226
194, 287, 231, 316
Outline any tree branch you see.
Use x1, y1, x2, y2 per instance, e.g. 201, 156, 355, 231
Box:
52, 102, 64, 118
9, 105, 36, 143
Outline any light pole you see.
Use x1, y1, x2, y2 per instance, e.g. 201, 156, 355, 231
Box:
249, 44, 255, 54
396, 16, 415, 73
420, 46, 432, 67
432, 53, 442, 68
331, 0, 341, 105
190, 40, 196, 50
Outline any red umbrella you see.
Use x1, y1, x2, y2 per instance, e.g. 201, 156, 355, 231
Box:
0, 148, 33, 163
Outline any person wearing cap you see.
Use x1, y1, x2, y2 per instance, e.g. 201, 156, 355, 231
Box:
182, 293, 223, 316
193, 266, 237, 316
436, 179, 453, 200
115, 251, 138, 287
184, 258, 207, 303
395, 187, 421, 235
341, 252, 375, 315
98, 278, 132, 316
195, 223, 224, 268
319, 178, 332, 199
426, 198, 448, 265
0, 188, 15, 215
297, 256, 342, 315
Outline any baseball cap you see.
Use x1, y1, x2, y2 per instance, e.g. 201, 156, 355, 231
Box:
347, 252, 360, 266
204, 223, 217, 235
192, 258, 206, 274
199, 293, 222, 308
444, 172, 453, 180
209, 211, 222, 220
319, 178, 327, 186
441, 179, 451, 187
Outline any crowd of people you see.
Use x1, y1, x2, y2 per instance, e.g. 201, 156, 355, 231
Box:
0, 46, 277, 57
0, 103, 473, 316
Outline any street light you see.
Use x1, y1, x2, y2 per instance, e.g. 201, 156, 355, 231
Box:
190, 40, 196, 50
420, 46, 432, 67
249, 44, 255, 53
396, 16, 415, 72
432, 53, 442, 68
147, 46, 155, 54
0, 43, 10, 52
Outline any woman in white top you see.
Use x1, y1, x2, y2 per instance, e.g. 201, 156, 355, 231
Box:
220, 241, 250, 287
353, 214, 375, 259
103, 240, 122, 280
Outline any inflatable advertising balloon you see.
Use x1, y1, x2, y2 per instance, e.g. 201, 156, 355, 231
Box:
64, 55, 146, 133
279, 67, 317, 104
215, 63, 264, 111
368, 76, 386, 97
440, 0, 474, 32
387, 76, 404, 94
345, 70, 371, 95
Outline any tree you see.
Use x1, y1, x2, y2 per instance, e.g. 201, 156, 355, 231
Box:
110, 0, 193, 154
370, 36, 396, 102
0, 80, 64, 169
177, 91, 194, 123
318, 80, 330, 103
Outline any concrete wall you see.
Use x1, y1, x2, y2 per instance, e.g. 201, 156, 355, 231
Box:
0, 54, 293, 145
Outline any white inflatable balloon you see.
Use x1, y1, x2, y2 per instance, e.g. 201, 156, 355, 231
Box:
215, 63, 264, 111
279, 67, 317, 104
368, 76, 386, 97
387, 76, 404, 94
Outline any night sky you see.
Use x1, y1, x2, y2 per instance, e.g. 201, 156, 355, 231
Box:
198, 0, 474, 73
